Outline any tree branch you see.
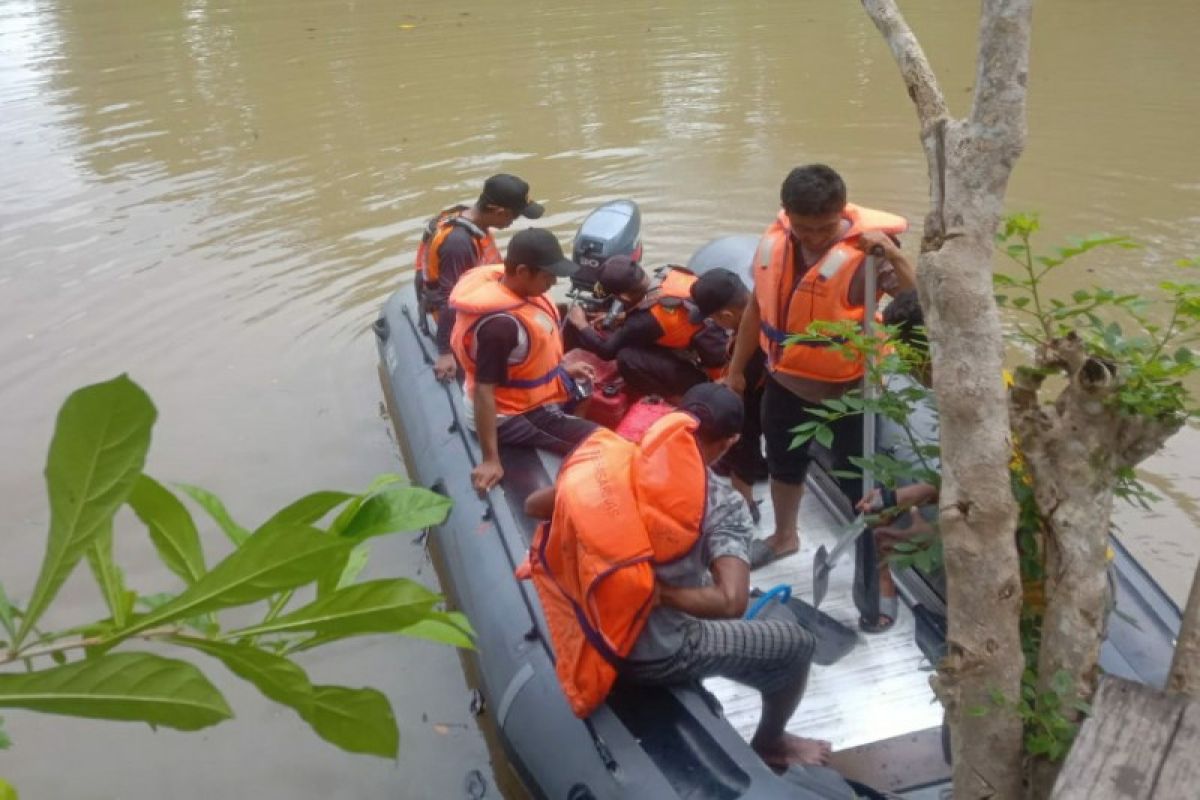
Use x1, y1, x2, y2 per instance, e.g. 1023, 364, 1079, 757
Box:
860, 0, 950, 132
971, 0, 1034, 136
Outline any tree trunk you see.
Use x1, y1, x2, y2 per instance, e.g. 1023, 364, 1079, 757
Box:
861, 2, 1032, 797
1010, 338, 1185, 797
1168, 559, 1200, 697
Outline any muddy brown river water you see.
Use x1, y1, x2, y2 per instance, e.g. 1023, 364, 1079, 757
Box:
2, 1, 1197, 797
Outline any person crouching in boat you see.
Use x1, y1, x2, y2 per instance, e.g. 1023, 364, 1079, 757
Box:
449, 228, 598, 493
524, 383, 831, 769
564, 257, 749, 400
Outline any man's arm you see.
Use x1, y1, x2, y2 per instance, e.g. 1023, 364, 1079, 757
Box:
569, 309, 662, 361
849, 232, 916, 306
472, 382, 504, 493
433, 229, 481, 375
469, 316, 519, 493
691, 323, 731, 369
524, 486, 556, 520
723, 293, 762, 394
658, 556, 750, 619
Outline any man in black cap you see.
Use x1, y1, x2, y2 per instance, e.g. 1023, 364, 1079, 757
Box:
524, 383, 830, 768
565, 258, 748, 399
424, 173, 546, 382
449, 228, 597, 493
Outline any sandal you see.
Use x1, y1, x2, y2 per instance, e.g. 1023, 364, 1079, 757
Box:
748, 538, 798, 570
859, 594, 898, 634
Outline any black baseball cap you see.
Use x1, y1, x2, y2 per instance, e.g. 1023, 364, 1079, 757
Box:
480, 174, 545, 219
505, 229, 578, 277
597, 255, 647, 295
690, 268, 748, 319
679, 383, 744, 439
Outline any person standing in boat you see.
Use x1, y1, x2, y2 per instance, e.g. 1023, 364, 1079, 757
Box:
449, 228, 597, 493
525, 383, 831, 769
723, 164, 916, 569
421, 173, 546, 382
564, 256, 749, 399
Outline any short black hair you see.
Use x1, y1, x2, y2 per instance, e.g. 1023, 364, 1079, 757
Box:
882, 289, 926, 349
690, 268, 749, 317
780, 164, 847, 216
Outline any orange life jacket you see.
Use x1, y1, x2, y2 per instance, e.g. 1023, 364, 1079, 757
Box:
754, 203, 907, 382
528, 412, 707, 717
640, 267, 704, 349
449, 265, 568, 416
415, 206, 502, 287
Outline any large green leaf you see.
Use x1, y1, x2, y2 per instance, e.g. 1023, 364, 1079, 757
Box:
303, 685, 398, 758
0, 652, 230, 731
176, 483, 249, 545
17, 375, 156, 645
0, 776, 16, 800
290, 610, 476, 654
398, 611, 476, 649
260, 491, 355, 530
115, 523, 351, 640
332, 488, 451, 540
128, 475, 206, 583
169, 637, 313, 716
85, 520, 131, 628
229, 579, 439, 639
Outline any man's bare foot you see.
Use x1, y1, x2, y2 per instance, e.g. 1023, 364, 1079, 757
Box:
753, 733, 833, 768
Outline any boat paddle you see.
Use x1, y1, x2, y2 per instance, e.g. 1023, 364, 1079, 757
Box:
812, 245, 884, 609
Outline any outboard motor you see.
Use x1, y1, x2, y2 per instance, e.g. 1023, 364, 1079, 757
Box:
570, 200, 643, 293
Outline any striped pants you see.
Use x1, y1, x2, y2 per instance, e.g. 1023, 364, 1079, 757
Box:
621, 617, 815, 697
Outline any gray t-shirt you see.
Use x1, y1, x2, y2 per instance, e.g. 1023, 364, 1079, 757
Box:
627, 472, 754, 662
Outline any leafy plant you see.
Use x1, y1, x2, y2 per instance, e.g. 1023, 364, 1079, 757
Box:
0, 375, 469, 780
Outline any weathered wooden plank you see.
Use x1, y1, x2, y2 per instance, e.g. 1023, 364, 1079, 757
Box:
1051, 677, 1187, 799
1152, 698, 1200, 797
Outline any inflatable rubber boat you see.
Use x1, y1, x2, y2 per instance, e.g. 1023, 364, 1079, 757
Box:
375, 202, 1182, 799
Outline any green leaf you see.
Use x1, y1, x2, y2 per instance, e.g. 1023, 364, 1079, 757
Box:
0, 584, 17, 643
0, 652, 230, 731
169, 637, 313, 717
260, 491, 355, 530
85, 520, 130, 628
331, 488, 452, 540
304, 685, 398, 758
18, 375, 156, 646
336, 543, 372, 590
1175, 347, 1194, 365
114, 523, 351, 640
0, 776, 15, 800
128, 475, 206, 584
398, 611, 475, 649
814, 426, 834, 450
176, 483, 250, 546
229, 578, 439, 639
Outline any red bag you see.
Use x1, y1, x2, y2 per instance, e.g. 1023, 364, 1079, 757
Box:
615, 396, 675, 443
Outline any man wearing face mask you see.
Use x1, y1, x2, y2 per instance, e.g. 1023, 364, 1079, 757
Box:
565, 256, 749, 399
724, 164, 916, 568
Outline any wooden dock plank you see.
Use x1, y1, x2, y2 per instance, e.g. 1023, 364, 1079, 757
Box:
1051, 677, 1189, 799
1152, 699, 1200, 797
